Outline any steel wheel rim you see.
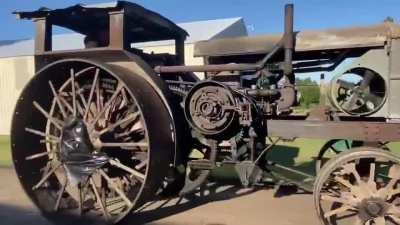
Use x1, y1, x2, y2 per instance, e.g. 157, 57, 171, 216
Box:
315, 149, 400, 225
11, 60, 163, 224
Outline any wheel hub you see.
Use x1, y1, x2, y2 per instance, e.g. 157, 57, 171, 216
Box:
59, 117, 109, 184
366, 201, 382, 216
359, 198, 388, 220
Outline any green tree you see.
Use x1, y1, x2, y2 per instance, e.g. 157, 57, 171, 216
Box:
296, 77, 320, 109
384, 16, 395, 23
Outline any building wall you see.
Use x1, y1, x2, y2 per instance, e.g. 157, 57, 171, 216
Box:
0, 44, 205, 135
0, 56, 35, 135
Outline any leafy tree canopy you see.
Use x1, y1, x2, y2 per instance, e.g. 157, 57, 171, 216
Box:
384, 16, 395, 23
296, 77, 320, 108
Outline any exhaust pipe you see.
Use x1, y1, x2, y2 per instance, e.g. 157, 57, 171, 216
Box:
283, 4, 294, 83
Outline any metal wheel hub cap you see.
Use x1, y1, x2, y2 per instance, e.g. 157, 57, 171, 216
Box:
360, 198, 388, 218
60, 117, 109, 184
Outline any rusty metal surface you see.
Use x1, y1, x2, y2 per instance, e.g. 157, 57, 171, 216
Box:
155, 63, 263, 73
15, 1, 188, 44
266, 119, 400, 142
194, 22, 400, 57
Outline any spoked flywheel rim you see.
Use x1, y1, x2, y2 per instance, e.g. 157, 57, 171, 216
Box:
11, 60, 174, 224
314, 148, 400, 225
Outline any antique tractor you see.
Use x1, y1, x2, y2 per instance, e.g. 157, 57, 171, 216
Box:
11, 1, 400, 225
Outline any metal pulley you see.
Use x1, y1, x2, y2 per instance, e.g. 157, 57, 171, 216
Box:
184, 81, 238, 136
329, 68, 387, 116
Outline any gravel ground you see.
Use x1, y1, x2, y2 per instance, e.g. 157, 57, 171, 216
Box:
0, 167, 320, 225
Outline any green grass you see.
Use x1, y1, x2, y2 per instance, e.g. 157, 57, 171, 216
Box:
0, 135, 11, 167
0, 134, 399, 171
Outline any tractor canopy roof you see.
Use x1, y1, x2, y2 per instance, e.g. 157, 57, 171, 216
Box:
14, 1, 189, 43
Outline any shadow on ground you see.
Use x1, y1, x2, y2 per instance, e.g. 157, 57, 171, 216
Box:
0, 204, 50, 225
122, 183, 260, 225
0, 142, 319, 225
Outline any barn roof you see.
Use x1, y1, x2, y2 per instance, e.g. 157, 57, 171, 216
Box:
0, 17, 246, 58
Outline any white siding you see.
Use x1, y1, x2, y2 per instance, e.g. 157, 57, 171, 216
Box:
0, 56, 35, 134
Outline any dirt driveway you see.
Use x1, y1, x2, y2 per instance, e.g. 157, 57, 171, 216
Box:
0, 167, 320, 225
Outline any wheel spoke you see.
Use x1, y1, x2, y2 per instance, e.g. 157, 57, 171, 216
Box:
96, 77, 101, 115
389, 214, 400, 224
75, 83, 88, 111
334, 176, 362, 196
89, 177, 110, 220
25, 151, 50, 161
135, 159, 148, 170
91, 85, 123, 128
98, 169, 133, 208
114, 125, 144, 138
330, 146, 340, 154
344, 140, 351, 149
70, 69, 77, 117
388, 189, 400, 200
39, 139, 59, 144
320, 194, 357, 207
388, 205, 400, 216
373, 216, 385, 225
98, 112, 140, 135
120, 89, 129, 109
76, 100, 86, 118
54, 176, 68, 212
324, 205, 355, 218
368, 162, 377, 191
49, 81, 67, 118
33, 101, 64, 129
25, 127, 60, 142
378, 164, 400, 199
59, 95, 74, 114
341, 163, 362, 184
109, 159, 145, 181
84, 68, 100, 120
32, 163, 61, 190
78, 184, 83, 215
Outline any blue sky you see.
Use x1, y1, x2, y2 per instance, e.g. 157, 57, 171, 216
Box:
1, 0, 400, 41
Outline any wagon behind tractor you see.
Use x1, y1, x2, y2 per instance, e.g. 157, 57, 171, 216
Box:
10, 1, 400, 225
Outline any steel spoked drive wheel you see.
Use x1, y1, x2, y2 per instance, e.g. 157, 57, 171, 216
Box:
11, 60, 174, 224
314, 148, 400, 225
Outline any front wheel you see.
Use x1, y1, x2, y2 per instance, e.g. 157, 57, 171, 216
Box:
314, 147, 400, 225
